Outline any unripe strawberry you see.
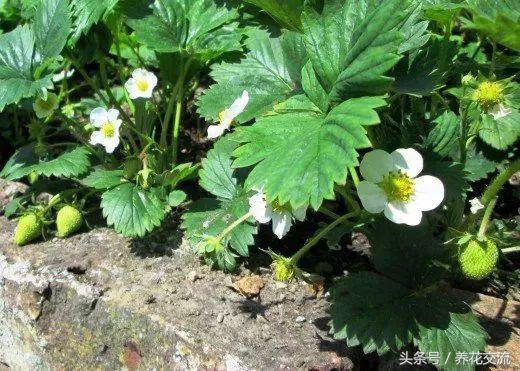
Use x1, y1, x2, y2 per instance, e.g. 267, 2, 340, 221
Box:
56, 205, 83, 238
13, 213, 42, 246
459, 238, 499, 281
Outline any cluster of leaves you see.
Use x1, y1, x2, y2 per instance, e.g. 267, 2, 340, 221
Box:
1, 0, 519, 369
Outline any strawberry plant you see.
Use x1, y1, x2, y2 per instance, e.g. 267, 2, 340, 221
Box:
1, 0, 519, 369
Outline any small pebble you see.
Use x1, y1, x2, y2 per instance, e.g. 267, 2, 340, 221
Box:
187, 270, 200, 282
216, 313, 225, 323
295, 316, 306, 323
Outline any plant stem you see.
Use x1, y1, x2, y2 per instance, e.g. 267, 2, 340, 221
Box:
348, 167, 360, 188
477, 198, 496, 240
160, 89, 177, 147
475, 159, 520, 239
217, 211, 254, 242
318, 206, 340, 219
502, 246, 520, 254
172, 96, 183, 164
481, 159, 520, 207
291, 210, 361, 264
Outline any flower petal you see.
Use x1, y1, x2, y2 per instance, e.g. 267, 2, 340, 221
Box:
410, 175, 444, 211
125, 78, 138, 99
384, 201, 423, 226
89, 131, 103, 146
249, 192, 271, 224
107, 108, 120, 123
90, 107, 108, 127
359, 149, 395, 182
228, 90, 249, 118
207, 124, 227, 139
132, 68, 147, 79
112, 119, 123, 131
391, 148, 423, 178
271, 211, 292, 239
358, 181, 388, 213
103, 136, 120, 154
292, 204, 307, 222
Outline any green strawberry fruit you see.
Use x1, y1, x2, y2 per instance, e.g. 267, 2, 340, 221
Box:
459, 238, 499, 280
56, 205, 83, 238
13, 213, 43, 246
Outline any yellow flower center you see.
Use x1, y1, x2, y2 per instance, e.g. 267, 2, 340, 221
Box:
136, 79, 149, 92
473, 81, 504, 111
101, 122, 116, 138
218, 110, 228, 124
379, 171, 415, 202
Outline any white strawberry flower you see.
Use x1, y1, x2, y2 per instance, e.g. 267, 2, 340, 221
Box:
33, 92, 59, 119
125, 68, 158, 99
469, 197, 485, 214
89, 107, 123, 153
207, 90, 249, 139
357, 148, 444, 226
248, 190, 307, 239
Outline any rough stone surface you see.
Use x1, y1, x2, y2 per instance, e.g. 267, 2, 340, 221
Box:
0, 181, 518, 370
0, 217, 353, 370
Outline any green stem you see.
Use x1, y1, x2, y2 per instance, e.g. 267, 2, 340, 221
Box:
348, 167, 360, 188
481, 159, 520, 207
318, 206, 340, 219
172, 97, 183, 164
291, 210, 361, 264
216, 211, 254, 242
160, 89, 177, 147
477, 198, 496, 240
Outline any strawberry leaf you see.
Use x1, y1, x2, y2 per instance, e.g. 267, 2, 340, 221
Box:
232, 95, 386, 209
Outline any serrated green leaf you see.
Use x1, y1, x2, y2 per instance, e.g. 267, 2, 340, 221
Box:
331, 272, 486, 359
394, 36, 457, 96
243, 0, 304, 31
30, 147, 91, 178
2, 146, 91, 180
0, 145, 38, 181
300, 0, 414, 101
167, 190, 186, 207
0, 25, 53, 111
416, 302, 487, 371
81, 169, 125, 189
232, 95, 386, 209
33, 0, 71, 60
101, 183, 166, 237
199, 137, 239, 199
331, 0, 416, 100
425, 111, 460, 158
366, 220, 449, 288
465, 0, 520, 51
301, 61, 329, 112
181, 194, 257, 264
197, 29, 306, 123
464, 147, 497, 182
69, 0, 118, 43
422, 0, 463, 25
126, 0, 241, 62
478, 111, 520, 150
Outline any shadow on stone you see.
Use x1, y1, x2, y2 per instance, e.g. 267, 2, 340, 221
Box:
129, 217, 183, 258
